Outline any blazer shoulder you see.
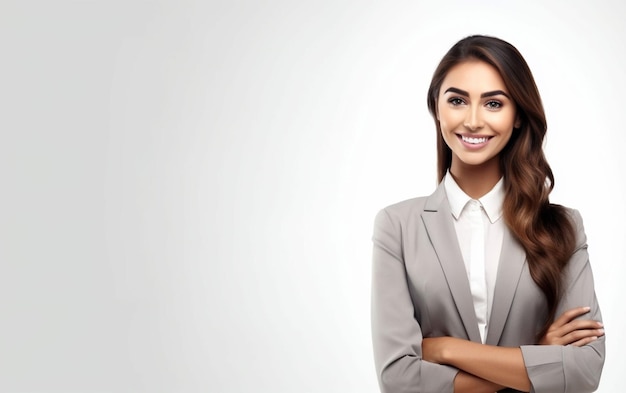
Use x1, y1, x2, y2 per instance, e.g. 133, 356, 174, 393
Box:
378, 196, 429, 222
565, 206, 587, 250
554, 204, 583, 223
372, 196, 430, 256
552, 204, 587, 252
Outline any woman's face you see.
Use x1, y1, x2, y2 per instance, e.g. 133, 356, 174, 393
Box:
437, 60, 519, 173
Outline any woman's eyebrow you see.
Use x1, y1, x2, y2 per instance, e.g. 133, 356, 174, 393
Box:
444, 87, 510, 99
481, 90, 510, 99
444, 87, 469, 96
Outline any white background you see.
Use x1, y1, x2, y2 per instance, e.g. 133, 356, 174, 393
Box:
1, 1, 624, 392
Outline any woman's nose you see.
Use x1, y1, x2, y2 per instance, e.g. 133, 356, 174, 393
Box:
463, 106, 484, 131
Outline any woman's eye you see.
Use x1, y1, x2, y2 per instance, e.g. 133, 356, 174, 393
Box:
448, 97, 465, 106
486, 100, 502, 109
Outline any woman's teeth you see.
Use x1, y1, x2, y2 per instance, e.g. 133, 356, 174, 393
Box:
462, 135, 489, 144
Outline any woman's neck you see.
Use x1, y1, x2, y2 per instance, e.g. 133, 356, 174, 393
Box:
449, 158, 502, 199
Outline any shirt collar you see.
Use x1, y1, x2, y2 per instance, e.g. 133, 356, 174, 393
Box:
443, 171, 504, 223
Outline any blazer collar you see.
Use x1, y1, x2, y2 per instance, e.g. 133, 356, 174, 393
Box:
421, 182, 526, 345
421, 182, 482, 343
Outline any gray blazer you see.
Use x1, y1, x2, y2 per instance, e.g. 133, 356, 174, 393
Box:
371, 182, 605, 393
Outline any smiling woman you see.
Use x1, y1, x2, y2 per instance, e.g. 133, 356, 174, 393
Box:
371, 35, 605, 393
437, 61, 519, 193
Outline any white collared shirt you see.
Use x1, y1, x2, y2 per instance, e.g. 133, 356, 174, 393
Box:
444, 172, 505, 343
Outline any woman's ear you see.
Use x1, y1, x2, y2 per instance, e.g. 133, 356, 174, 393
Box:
514, 115, 521, 129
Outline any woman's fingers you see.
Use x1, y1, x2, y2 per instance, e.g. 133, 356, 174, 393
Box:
542, 327, 602, 346
561, 327, 605, 346
570, 335, 600, 347
551, 306, 591, 328
540, 307, 604, 346
557, 319, 603, 335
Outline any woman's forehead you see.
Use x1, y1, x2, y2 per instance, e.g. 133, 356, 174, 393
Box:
440, 60, 508, 95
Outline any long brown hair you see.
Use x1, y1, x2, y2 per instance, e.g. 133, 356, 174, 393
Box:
426, 35, 576, 338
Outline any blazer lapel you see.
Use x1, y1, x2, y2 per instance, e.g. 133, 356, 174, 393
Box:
421, 183, 482, 343
485, 227, 526, 345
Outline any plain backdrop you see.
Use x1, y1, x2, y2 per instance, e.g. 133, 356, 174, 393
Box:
1, 1, 624, 392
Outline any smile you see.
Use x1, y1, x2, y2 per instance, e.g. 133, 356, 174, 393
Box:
460, 135, 491, 144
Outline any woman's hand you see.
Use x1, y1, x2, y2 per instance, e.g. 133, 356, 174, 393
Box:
539, 306, 604, 346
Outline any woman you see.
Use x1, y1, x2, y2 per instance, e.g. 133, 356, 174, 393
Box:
371, 35, 605, 393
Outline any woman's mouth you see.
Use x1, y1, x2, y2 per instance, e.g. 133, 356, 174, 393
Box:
461, 135, 490, 144
458, 134, 492, 149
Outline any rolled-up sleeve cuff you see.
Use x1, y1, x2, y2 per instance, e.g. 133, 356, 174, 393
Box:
520, 345, 564, 393
421, 361, 458, 393
379, 358, 459, 393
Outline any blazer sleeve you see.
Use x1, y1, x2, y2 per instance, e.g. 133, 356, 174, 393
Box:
371, 208, 459, 393
520, 209, 605, 393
